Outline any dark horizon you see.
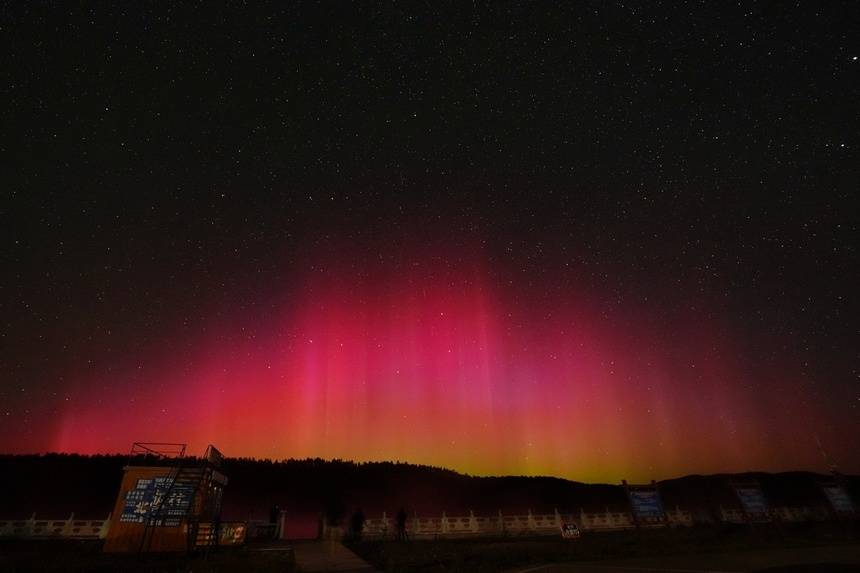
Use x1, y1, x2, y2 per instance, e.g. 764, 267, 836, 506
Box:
1, 451, 855, 487
3, 452, 856, 524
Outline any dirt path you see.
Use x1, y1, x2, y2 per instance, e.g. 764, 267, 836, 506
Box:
292, 539, 378, 572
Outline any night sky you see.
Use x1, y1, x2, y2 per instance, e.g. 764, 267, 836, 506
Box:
2, 3, 858, 482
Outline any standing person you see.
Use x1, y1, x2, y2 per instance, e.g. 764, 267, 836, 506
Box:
396, 508, 409, 541
350, 508, 366, 540
269, 505, 281, 540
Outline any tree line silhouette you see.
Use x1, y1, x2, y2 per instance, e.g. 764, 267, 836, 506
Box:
1, 454, 856, 525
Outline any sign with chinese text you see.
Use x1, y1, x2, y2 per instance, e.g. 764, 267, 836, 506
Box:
119, 476, 195, 526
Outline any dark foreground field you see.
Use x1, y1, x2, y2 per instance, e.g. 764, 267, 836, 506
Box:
0, 540, 298, 573
347, 522, 860, 573
1, 523, 858, 572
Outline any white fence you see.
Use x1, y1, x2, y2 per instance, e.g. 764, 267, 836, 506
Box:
2, 504, 835, 542
325, 507, 696, 540
666, 506, 694, 526
0, 513, 112, 539
770, 505, 830, 522
720, 505, 832, 524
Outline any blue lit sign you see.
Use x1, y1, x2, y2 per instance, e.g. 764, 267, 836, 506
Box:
822, 485, 855, 514
120, 476, 195, 526
735, 486, 768, 515
629, 489, 664, 518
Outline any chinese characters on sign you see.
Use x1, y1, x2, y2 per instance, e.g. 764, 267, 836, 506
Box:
120, 476, 195, 526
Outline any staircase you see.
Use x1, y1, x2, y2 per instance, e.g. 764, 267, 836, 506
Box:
140, 459, 207, 552
194, 521, 217, 548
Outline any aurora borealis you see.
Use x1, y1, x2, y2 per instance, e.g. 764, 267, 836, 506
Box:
19, 235, 859, 482
2, 3, 858, 482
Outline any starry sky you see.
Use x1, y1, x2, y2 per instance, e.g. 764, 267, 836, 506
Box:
2, 3, 858, 482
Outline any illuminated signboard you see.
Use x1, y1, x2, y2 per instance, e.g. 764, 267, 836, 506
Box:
822, 485, 855, 514
120, 476, 195, 526
735, 486, 768, 515
628, 488, 665, 519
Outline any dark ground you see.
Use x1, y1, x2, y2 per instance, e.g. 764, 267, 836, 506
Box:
0, 539, 297, 573
346, 522, 860, 572
1, 522, 858, 572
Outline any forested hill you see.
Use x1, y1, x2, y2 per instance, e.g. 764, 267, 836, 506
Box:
1, 454, 856, 523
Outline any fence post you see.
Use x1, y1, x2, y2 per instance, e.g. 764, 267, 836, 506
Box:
469, 510, 478, 533
99, 513, 112, 539
62, 513, 74, 537
278, 509, 287, 540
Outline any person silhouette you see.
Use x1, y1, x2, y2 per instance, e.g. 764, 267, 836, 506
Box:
396, 507, 408, 541
350, 508, 366, 540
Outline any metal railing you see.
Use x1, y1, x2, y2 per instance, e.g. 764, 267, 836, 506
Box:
0, 513, 111, 539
